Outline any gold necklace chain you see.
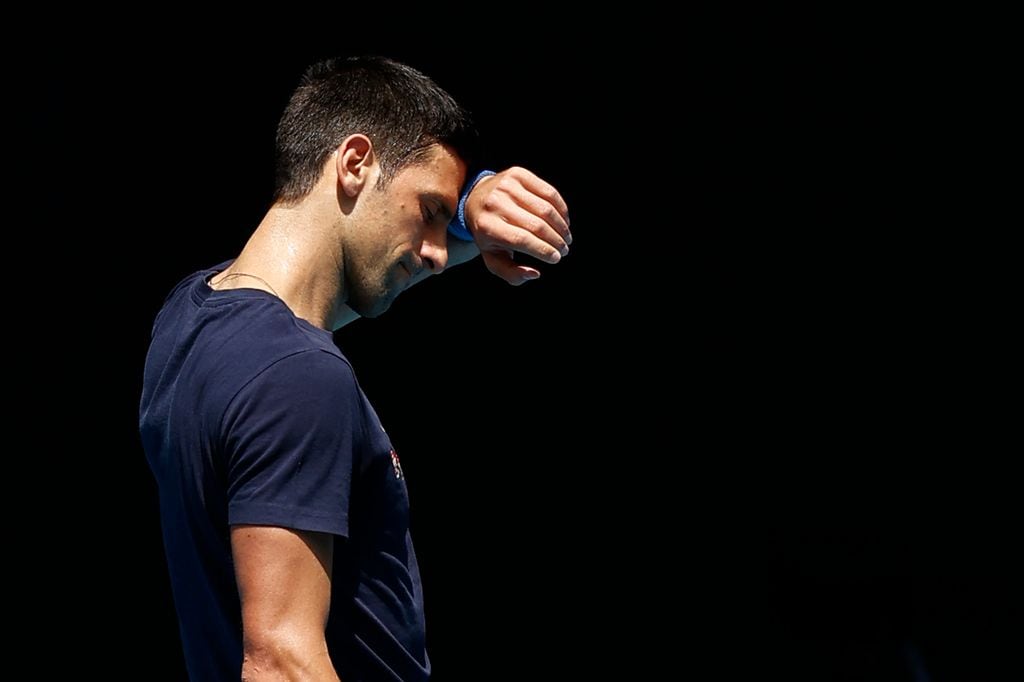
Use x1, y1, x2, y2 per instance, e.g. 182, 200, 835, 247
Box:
213, 272, 281, 299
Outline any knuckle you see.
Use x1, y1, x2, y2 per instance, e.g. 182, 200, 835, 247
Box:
496, 177, 515, 194
528, 218, 548, 235
512, 231, 532, 248
473, 214, 491, 233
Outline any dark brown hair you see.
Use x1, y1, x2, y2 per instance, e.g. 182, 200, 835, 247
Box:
273, 56, 477, 203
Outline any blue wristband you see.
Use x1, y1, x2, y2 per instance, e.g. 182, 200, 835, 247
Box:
447, 170, 496, 242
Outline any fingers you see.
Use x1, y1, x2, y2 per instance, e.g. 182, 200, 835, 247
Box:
481, 251, 542, 286
467, 166, 572, 286
476, 204, 566, 264
474, 167, 572, 264
504, 170, 572, 246
506, 167, 571, 237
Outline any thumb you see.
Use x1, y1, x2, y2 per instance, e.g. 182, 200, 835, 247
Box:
481, 251, 541, 286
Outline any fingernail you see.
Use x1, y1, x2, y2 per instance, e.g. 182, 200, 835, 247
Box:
550, 250, 561, 263
523, 271, 540, 281
566, 231, 573, 245
559, 245, 569, 257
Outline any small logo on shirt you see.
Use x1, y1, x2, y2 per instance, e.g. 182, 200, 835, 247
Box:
390, 449, 404, 480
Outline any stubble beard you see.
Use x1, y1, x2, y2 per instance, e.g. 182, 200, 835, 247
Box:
347, 262, 401, 319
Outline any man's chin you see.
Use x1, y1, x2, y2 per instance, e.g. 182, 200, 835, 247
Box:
350, 292, 396, 319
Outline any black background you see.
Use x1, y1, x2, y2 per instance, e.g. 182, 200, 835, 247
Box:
46, 15, 1015, 680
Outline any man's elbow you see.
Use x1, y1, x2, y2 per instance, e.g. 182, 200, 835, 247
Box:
241, 628, 336, 680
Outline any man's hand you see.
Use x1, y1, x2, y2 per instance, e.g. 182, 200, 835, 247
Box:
464, 167, 572, 285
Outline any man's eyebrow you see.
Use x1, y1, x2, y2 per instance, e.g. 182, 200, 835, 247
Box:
423, 193, 455, 222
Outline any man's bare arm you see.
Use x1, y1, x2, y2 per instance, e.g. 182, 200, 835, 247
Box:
231, 525, 341, 681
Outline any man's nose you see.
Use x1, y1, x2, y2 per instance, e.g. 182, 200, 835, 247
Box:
420, 234, 448, 274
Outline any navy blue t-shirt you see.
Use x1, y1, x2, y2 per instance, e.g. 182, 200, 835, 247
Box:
139, 262, 429, 681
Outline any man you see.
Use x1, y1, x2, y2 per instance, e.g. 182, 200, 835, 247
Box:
139, 56, 570, 680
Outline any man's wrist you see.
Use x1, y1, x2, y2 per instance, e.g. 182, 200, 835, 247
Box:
447, 170, 496, 241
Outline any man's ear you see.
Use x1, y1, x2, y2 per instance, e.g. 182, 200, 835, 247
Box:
336, 134, 375, 197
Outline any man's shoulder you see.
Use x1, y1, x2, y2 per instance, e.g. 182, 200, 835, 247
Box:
247, 347, 358, 400
203, 307, 352, 399
211, 332, 362, 434
222, 349, 363, 439
157, 266, 352, 395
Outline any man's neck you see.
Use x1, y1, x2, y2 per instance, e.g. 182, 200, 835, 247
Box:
211, 201, 346, 330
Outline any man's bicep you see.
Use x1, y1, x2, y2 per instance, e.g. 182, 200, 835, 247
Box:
231, 525, 334, 643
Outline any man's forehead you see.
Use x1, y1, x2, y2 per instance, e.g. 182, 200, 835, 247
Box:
417, 144, 464, 173
397, 147, 465, 194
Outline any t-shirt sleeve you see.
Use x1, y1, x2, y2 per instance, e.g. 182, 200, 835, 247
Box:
221, 350, 361, 538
